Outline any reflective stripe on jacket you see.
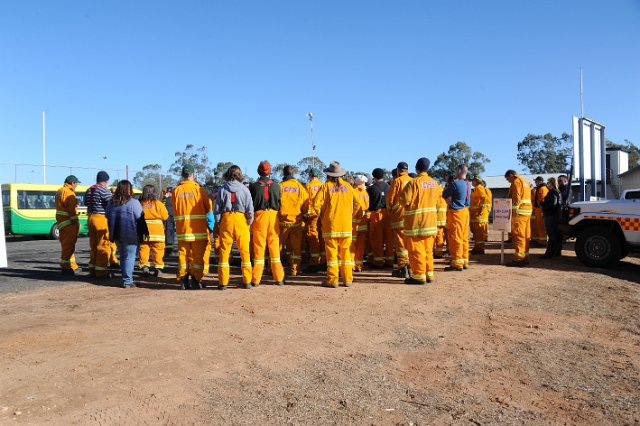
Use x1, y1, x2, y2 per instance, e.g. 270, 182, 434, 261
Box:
55, 183, 78, 230
386, 171, 412, 229
399, 172, 441, 237
508, 174, 533, 216
279, 178, 308, 225
312, 178, 362, 238
172, 180, 211, 241
141, 199, 169, 241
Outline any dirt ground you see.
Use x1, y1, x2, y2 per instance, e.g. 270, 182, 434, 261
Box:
0, 235, 639, 425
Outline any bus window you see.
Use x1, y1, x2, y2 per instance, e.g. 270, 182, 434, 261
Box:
17, 190, 58, 210
1, 190, 9, 207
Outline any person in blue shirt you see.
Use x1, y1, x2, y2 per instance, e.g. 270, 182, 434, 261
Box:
442, 165, 471, 271
106, 180, 144, 288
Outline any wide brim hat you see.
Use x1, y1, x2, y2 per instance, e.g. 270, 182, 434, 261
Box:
323, 161, 346, 177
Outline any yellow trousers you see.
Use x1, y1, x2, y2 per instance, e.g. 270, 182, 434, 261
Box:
406, 235, 435, 281
434, 226, 446, 256
280, 224, 303, 275
392, 228, 409, 268
448, 208, 469, 268
251, 210, 285, 285
351, 230, 368, 271
369, 210, 394, 266
532, 208, 547, 244
305, 216, 323, 265
203, 237, 211, 274
470, 220, 488, 251
218, 212, 252, 286
511, 214, 531, 261
177, 240, 208, 282
324, 237, 353, 285
88, 214, 111, 276
139, 241, 165, 269
59, 223, 79, 271
110, 242, 119, 265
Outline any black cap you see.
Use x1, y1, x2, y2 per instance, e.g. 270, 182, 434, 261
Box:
96, 170, 110, 183
535, 176, 544, 182
396, 162, 408, 171
415, 157, 430, 172
372, 168, 384, 179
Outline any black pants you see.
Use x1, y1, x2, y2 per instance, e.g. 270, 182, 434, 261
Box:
544, 215, 561, 256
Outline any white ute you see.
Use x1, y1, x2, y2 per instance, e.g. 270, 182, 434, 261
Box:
567, 198, 640, 267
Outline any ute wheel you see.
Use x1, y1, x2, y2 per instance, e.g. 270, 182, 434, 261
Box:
49, 224, 60, 240
575, 225, 622, 268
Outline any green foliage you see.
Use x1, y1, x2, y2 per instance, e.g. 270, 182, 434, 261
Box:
606, 139, 639, 169
133, 163, 176, 191
516, 133, 571, 174
297, 156, 327, 182
169, 144, 215, 183
431, 141, 491, 182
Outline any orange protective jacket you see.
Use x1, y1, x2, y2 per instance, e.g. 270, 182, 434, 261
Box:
534, 185, 549, 210
508, 174, 533, 217
353, 184, 370, 232
436, 195, 448, 227
304, 178, 324, 217
312, 178, 362, 238
398, 172, 441, 237
279, 178, 308, 226
470, 185, 492, 224
141, 199, 169, 242
172, 180, 211, 241
387, 171, 412, 229
55, 183, 78, 230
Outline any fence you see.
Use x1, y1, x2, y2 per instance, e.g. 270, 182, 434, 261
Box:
0, 163, 137, 186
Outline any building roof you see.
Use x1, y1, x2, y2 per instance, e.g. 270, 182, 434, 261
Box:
619, 164, 640, 178
483, 173, 575, 190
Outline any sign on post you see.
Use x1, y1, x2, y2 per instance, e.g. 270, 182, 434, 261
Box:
493, 199, 512, 264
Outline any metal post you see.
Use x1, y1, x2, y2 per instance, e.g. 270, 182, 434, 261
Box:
578, 118, 586, 201
307, 113, 315, 168
590, 122, 597, 199
42, 111, 46, 184
600, 126, 607, 199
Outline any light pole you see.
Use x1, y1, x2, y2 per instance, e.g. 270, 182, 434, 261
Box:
306, 112, 315, 168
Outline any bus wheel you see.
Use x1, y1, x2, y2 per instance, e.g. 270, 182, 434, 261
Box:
49, 224, 60, 240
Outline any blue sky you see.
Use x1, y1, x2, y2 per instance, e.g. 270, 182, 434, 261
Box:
1, 0, 639, 185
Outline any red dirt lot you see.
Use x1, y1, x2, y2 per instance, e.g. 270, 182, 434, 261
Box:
0, 240, 638, 425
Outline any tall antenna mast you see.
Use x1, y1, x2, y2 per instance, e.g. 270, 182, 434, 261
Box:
306, 112, 315, 168
42, 111, 46, 184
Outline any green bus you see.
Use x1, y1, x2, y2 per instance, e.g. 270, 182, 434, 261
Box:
2, 183, 90, 239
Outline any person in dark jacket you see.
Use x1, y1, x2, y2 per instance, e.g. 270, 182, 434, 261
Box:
106, 180, 144, 288
540, 177, 563, 258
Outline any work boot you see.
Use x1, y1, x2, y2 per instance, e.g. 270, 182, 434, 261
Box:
391, 265, 409, 279
191, 276, 203, 289
404, 278, 426, 285
152, 268, 160, 277
141, 266, 150, 275
444, 266, 463, 272
275, 281, 285, 286
180, 274, 190, 290
322, 282, 339, 288
217, 284, 227, 291
343, 281, 352, 287
241, 283, 252, 289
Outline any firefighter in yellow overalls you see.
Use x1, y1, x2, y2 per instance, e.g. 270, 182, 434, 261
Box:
172, 165, 212, 289
350, 175, 370, 272
215, 165, 254, 289
469, 176, 492, 254
249, 161, 285, 286
311, 161, 362, 287
399, 157, 441, 284
532, 176, 549, 246
279, 165, 308, 276
434, 194, 448, 258
139, 184, 169, 276
55, 175, 80, 275
505, 170, 533, 266
304, 168, 324, 269
387, 161, 412, 278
